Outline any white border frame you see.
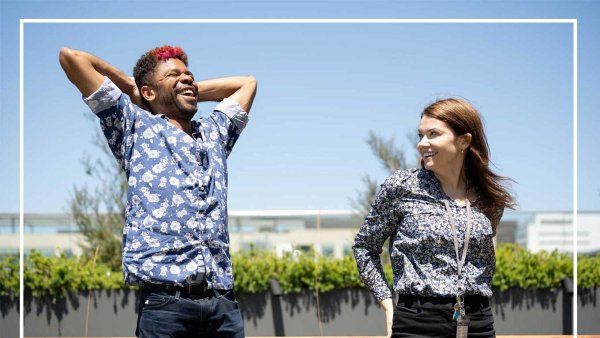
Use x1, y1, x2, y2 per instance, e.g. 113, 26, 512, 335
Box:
19, 18, 578, 338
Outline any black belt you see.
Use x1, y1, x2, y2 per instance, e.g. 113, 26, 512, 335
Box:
142, 281, 228, 298
397, 294, 490, 308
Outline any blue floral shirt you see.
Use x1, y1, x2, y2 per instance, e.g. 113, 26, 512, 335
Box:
84, 77, 248, 289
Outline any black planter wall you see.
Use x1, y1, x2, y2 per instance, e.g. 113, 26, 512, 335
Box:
0, 286, 598, 338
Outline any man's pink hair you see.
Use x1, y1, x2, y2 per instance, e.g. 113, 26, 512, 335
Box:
149, 46, 188, 64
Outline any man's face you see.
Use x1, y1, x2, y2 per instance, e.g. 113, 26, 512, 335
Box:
150, 58, 198, 119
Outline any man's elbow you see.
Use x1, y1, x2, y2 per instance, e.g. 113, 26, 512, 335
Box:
245, 76, 257, 94
59, 47, 75, 67
246, 75, 257, 86
59, 47, 85, 69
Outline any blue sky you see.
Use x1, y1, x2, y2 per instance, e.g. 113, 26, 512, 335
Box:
0, 1, 598, 213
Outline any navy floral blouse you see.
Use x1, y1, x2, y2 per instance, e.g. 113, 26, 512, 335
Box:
353, 168, 504, 302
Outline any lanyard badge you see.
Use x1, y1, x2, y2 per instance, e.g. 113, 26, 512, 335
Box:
452, 295, 464, 320
443, 199, 472, 338
453, 295, 469, 338
456, 315, 470, 338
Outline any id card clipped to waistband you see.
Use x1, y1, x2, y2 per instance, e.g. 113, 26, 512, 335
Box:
456, 315, 470, 338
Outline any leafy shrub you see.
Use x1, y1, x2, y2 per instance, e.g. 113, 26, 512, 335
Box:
578, 254, 600, 288
232, 250, 364, 293
1, 244, 598, 297
493, 243, 573, 291
231, 249, 279, 293
0, 255, 19, 296
23, 250, 126, 297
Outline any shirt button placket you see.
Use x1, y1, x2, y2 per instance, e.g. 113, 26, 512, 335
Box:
194, 208, 208, 283
193, 171, 205, 237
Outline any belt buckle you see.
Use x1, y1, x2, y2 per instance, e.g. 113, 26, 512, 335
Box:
188, 282, 207, 296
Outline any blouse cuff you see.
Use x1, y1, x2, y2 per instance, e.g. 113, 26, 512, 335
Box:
374, 288, 393, 302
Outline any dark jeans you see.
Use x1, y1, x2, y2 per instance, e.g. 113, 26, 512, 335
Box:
136, 288, 244, 338
392, 295, 495, 338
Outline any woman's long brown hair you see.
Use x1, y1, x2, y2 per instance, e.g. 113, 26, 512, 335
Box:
420, 98, 516, 231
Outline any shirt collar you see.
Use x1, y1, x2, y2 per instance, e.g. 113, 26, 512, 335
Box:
157, 113, 204, 141
421, 168, 480, 207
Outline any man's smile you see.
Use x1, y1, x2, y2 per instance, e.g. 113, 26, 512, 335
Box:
175, 85, 196, 98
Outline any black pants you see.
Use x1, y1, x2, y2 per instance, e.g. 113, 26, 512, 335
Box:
392, 294, 495, 338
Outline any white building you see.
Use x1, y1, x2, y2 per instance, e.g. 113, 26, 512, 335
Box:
227, 210, 362, 257
514, 211, 600, 254
577, 212, 600, 254
1, 210, 598, 256
0, 211, 363, 258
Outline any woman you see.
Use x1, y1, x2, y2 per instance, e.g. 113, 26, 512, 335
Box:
353, 98, 515, 338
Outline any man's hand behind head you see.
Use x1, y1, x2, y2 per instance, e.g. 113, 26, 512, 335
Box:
128, 77, 148, 111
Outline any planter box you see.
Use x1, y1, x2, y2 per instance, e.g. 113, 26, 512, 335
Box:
0, 296, 18, 338
0, 287, 596, 337
578, 287, 600, 334
492, 287, 569, 334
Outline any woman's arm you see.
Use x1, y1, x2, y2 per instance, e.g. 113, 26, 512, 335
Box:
353, 176, 399, 301
353, 174, 403, 337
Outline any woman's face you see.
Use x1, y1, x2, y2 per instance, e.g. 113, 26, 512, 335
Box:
417, 115, 469, 173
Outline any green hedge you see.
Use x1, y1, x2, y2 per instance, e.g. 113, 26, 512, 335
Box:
493, 243, 573, 291
1, 244, 599, 297
23, 250, 126, 297
232, 250, 366, 293
578, 253, 600, 288
0, 255, 19, 295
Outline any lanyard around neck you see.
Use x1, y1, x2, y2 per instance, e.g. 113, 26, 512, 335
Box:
443, 199, 472, 278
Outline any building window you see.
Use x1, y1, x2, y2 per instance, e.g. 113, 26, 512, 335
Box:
322, 244, 334, 257
240, 241, 267, 251
343, 244, 353, 257
295, 244, 313, 254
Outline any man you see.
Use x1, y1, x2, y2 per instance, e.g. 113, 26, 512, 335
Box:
59, 45, 257, 337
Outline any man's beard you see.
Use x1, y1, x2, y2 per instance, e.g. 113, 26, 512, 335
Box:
156, 90, 198, 119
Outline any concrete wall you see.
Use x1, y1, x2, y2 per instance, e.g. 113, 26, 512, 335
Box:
1, 286, 595, 337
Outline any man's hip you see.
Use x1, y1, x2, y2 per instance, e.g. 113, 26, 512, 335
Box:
136, 281, 244, 338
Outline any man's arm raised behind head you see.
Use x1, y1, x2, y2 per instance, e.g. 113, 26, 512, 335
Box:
196, 76, 257, 114
59, 47, 105, 97
59, 48, 143, 107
